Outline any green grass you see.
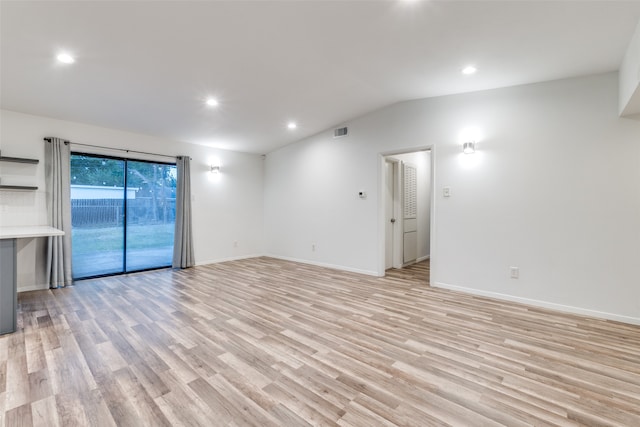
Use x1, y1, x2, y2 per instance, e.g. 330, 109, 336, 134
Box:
72, 223, 174, 254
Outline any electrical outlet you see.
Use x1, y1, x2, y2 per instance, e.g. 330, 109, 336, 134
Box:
510, 267, 519, 279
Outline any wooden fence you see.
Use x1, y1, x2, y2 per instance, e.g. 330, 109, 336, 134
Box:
71, 198, 175, 227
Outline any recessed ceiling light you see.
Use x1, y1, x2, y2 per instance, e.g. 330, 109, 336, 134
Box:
56, 53, 75, 64
287, 122, 297, 130
206, 98, 219, 107
462, 65, 477, 75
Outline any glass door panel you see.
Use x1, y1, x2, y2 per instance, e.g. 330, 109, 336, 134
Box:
70, 155, 125, 278
125, 161, 176, 272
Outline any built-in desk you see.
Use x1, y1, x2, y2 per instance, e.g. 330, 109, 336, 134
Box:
0, 226, 64, 335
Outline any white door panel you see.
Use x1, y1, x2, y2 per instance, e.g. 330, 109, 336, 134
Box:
402, 162, 418, 264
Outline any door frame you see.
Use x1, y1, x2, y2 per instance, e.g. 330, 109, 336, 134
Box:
377, 145, 435, 281
384, 158, 403, 270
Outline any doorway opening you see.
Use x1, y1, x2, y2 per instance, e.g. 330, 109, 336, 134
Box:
379, 148, 433, 282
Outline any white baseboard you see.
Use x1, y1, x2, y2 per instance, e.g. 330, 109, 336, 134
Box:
265, 254, 380, 277
18, 284, 49, 293
18, 255, 262, 292
432, 281, 640, 326
401, 255, 430, 268
195, 254, 264, 267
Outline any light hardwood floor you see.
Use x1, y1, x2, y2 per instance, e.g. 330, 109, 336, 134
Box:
1, 257, 640, 426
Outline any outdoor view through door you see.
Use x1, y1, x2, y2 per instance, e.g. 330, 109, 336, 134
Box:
70, 154, 177, 279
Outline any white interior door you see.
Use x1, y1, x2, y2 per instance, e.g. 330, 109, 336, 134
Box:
403, 162, 418, 264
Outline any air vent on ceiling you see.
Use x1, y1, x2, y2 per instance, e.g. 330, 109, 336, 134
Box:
334, 126, 348, 138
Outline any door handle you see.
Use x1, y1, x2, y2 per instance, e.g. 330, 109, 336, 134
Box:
390, 218, 396, 223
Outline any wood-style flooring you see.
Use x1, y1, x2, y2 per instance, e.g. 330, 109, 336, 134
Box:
1, 257, 640, 426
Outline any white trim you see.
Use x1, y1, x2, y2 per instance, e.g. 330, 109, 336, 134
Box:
19, 255, 261, 291
377, 154, 386, 276
17, 284, 49, 293
401, 258, 431, 268
195, 254, 264, 267
265, 254, 381, 277
432, 281, 640, 326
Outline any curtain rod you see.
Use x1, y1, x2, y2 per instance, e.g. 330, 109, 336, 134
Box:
43, 138, 191, 160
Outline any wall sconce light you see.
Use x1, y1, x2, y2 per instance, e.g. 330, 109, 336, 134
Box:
211, 165, 221, 174
462, 141, 476, 154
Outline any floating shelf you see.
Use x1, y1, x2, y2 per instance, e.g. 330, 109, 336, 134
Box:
0, 185, 38, 191
0, 151, 40, 190
0, 156, 39, 164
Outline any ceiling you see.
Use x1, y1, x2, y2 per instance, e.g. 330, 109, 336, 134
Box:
2, 1, 640, 154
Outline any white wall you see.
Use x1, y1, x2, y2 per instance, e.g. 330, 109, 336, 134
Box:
619, 20, 640, 116
390, 151, 431, 261
264, 72, 640, 324
264, 134, 380, 275
0, 109, 265, 291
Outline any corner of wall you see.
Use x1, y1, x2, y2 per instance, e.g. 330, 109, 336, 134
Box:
619, 20, 640, 116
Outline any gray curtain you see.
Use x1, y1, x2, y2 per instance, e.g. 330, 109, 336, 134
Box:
45, 137, 73, 288
173, 156, 194, 268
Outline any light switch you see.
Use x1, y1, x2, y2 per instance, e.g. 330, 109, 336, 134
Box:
443, 186, 451, 198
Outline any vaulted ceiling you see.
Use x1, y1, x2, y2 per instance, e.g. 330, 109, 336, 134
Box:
2, 1, 640, 154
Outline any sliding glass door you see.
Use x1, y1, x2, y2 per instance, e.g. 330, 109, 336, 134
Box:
70, 154, 177, 279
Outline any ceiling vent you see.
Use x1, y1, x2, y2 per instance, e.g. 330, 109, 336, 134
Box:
333, 126, 348, 138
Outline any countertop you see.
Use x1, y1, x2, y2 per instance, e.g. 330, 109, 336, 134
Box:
0, 226, 65, 239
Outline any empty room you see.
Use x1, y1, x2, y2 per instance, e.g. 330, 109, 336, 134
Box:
1, 1, 640, 426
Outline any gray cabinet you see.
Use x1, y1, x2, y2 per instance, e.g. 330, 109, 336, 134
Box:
0, 239, 17, 335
